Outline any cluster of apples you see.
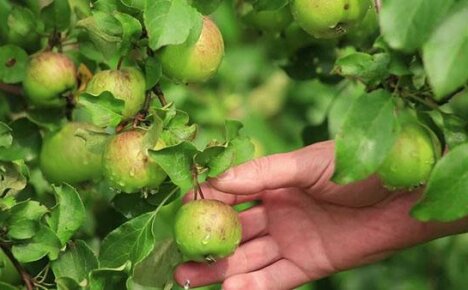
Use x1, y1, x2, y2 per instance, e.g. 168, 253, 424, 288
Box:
18, 16, 242, 263
244, 0, 375, 39
25, 18, 221, 191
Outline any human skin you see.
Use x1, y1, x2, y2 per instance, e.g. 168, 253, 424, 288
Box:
175, 141, 468, 290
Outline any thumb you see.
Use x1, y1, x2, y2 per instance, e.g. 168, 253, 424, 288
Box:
208, 141, 335, 195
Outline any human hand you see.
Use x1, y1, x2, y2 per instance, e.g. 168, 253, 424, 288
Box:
175, 141, 468, 290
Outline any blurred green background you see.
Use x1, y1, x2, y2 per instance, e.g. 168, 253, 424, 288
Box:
165, 1, 468, 289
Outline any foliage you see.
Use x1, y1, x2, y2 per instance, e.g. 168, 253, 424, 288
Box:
0, 0, 466, 289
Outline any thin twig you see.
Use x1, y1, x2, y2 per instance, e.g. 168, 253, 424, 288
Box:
117, 56, 124, 70
0, 82, 23, 96
374, 0, 382, 13
152, 84, 168, 107
0, 243, 34, 290
406, 94, 442, 113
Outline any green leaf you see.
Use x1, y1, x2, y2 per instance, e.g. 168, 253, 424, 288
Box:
191, 0, 223, 14
47, 184, 86, 245
26, 108, 65, 132
144, 56, 162, 90
56, 277, 82, 290
0, 282, 17, 290
74, 92, 125, 128
88, 263, 130, 290
112, 193, 155, 219
0, 161, 28, 197
41, 0, 71, 32
194, 121, 254, 177
0, 45, 28, 84
252, 0, 288, 11
423, 3, 468, 99
121, 0, 145, 11
334, 52, 390, 86
99, 212, 155, 268
333, 90, 398, 184
52, 240, 99, 285
0, 122, 12, 148
411, 143, 468, 221
380, 0, 455, 52
328, 82, 365, 138
12, 224, 62, 263
127, 198, 182, 288
113, 11, 142, 54
77, 11, 123, 59
149, 142, 199, 193
7, 200, 48, 240
0, 118, 41, 162
144, 0, 202, 50
442, 114, 468, 149
128, 238, 182, 289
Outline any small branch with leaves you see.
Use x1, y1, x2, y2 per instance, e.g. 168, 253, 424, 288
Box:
0, 242, 34, 290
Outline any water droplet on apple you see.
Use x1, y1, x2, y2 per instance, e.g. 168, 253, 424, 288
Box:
201, 234, 211, 245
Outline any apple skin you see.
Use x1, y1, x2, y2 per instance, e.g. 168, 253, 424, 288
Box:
23, 52, 77, 107
40, 122, 104, 185
244, 6, 293, 33
290, 0, 370, 39
102, 130, 166, 193
84, 67, 146, 118
160, 17, 224, 83
377, 122, 440, 190
0, 6, 41, 53
174, 199, 242, 262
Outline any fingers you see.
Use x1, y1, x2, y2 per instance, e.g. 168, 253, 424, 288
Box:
222, 259, 310, 290
183, 182, 262, 205
208, 141, 335, 195
239, 206, 268, 242
174, 236, 280, 288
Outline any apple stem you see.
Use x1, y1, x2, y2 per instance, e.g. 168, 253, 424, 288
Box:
374, 0, 381, 13
0, 82, 23, 96
65, 93, 76, 121
191, 165, 205, 200
117, 56, 124, 70
153, 84, 168, 107
0, 243, 35, 290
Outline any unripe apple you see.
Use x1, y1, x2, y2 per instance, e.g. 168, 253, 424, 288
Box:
174, 199, 242, 262
84, 67, 146, 118
244, 6, 293, 33
0, 6, 41, 53
102, 130, 166, 193
377, 122, 440, 190
40, 122, 105, 184
23, 52, 77, 107
160, 17, 224, 83
290, 0, 370, 39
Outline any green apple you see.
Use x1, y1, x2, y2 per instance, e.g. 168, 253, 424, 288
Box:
23, 52, 77, 107
40, 122, 105, 184
377, 121, 440, 189
290, 0, 371, 39
345, 2, 379, 44
0, 249, 21, 286
0, 6, 41, 52
102, 130, 166, 193
244, 6, 293, 33
174, 199, 242, 262
160, 17, 224, 83
84, 67, 146, 118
